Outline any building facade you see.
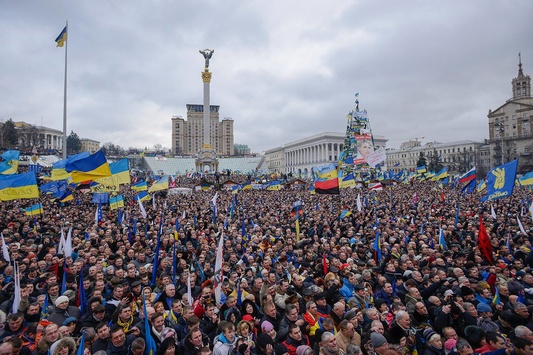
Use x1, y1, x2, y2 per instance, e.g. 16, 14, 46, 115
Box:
264, 132, 387, 176
488, 56, 533, 173
171, 105, 234, 156
234, 144, 251, 156
386, 139, 484, 175
4, 121, 64, 153
80, 138, 100, 154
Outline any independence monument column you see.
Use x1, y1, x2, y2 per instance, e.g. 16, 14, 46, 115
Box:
195, 49, 219, 173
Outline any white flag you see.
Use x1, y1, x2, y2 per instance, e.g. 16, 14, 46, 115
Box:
491, 204, 497, 219
187, 271, 193, 306
356, 194, 362, 212
1, 233, 10, 263
529, 202, 533, 222
12, 262, 21, 314
213, 233, 224, 306
63, 227, 73, 258
137, 196, 147, 218
211, 192, 218, 206
517, 216, 527, 235
57, 228, 65, 255
152, 195, 156, 209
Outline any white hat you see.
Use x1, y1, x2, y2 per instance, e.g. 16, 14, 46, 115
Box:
444, 289, 454, 297
54, 295, 70, 307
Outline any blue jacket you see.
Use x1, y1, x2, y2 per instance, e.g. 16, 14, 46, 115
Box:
339, 278, 355, 301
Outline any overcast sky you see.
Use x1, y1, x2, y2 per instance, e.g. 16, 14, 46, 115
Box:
2, 1, 532, 153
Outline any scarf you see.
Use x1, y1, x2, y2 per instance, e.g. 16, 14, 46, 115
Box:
152, 326, 162, 341
117, 315, 134, 333
321, 347, 339, 355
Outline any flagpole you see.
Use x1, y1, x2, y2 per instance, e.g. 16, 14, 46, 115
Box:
62, 20, 68, 160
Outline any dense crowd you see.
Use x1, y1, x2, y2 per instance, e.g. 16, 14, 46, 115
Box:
1, 177, 533, 355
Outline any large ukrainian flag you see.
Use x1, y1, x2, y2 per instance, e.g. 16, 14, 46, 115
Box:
65, 150, 111, 183
0, 150, 20, 175
266, 180, 282, 191
519, 172, 533, 186
0, 172, 39, 201
148, 175, 169, 193
50, 151, 91, 181
95, 158, 130, 188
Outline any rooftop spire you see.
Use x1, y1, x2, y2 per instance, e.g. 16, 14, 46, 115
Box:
518, 52, 524, 78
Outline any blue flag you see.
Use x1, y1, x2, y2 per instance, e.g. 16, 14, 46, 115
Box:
76, 332, 85, 355
373, 233, 382, 263
40, 294, 50, 319
485, 160, 518, 201
79, 269, 86, 316
143, 293, 157, 355
60, 264, 67, 294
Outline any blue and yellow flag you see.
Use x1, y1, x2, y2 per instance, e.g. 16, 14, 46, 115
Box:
432, 167, 449, 181
519, 172, 533, 186
0, 172, 39, 201
59, 190, 74, 203
137, 190, 150, 202
266, 180, 282, 191
340, 210, 352, 219
477, 179, 486, 192
0, 150, 20, 175
485, 160, 518, 201
416, 166, 427, 174
316, 163, 338, 179
241, 181, 252, 190
25, 203, 43, 216
95, 158, 130, 188
492, 286, 501, 305
148, 175, 169, 193
340, 173, 356, 189
131, 180, 147, 191
65, 149, 111, 183
109, 195, 124, 210
50, 151, 90, 181
55, 26, 67, 47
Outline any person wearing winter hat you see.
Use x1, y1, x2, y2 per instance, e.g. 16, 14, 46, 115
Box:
296, 345, 313, 355
48, 296, 80, 327
256, 333, 274, 354
423, 328, 444, 355
476, 303, 500, 333
275, 343, 289, 355
49, 336, 76, 355
261, 320, 277, 342
444, 338, 457, 353
370, 332, 389, 354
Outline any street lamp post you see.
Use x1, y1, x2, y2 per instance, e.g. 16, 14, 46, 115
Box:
495, 122, 505, 165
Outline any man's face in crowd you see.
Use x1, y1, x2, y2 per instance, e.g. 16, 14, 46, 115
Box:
111, 329, 126, 347
289, 326, 302, 341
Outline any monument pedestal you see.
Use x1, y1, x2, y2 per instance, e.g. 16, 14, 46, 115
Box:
195, 144, 219, 173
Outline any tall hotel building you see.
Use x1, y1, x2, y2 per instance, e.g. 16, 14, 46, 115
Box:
171, 104, 234, 156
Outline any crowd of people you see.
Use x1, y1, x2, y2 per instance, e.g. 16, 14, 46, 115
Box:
1, 174, 533, 355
